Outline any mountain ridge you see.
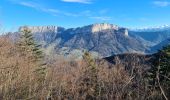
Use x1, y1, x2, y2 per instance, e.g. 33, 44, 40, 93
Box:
10, 23, 170, 59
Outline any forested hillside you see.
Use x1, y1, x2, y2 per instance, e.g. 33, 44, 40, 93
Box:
0, 29, 169, 100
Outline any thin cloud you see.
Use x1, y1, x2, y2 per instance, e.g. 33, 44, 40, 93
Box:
61, 0, 92, 4
19, 2, 59, 15
153, 1, 170, 7
19, 2, 78, 17
63, 12, 80, 17
8, 0, 112, 21
17, 1, 90, 17
45, 9, 60, 13
19, 2, 40, 9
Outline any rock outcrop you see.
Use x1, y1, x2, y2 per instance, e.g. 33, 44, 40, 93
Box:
14, 23, 170, 58
16, 23, 145, 58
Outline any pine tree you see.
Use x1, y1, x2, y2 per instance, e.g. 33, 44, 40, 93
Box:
17, 26, 46, 81
158, 45, 170, 84
147, 45, 170, 99
157, 45, 170, 100
18, 27, 42, 60
78, 52, 100, 99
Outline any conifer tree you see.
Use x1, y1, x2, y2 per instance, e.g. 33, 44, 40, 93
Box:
17, 26, 46, 82
79, 52, 100, 99
157, 45, 170, 100
158, 45, 170, 84
147, 44, 170, 99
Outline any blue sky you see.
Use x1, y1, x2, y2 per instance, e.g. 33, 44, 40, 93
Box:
0, 0, 170, 31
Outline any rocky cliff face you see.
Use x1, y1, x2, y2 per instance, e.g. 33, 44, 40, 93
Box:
17, 23, 170, 58
7, 23, 170, 59
84, 23, 119, 33
19, 26, 65, 33
62, 27, 143, 57
71, 23, 128, 35
19, 26, 65, 45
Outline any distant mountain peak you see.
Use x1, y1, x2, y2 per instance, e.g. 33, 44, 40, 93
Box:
6, 23, 170, 59
90, 23, 129, 36
130, 25, 170, 32
70, 23, 127, 35
19, 25, 65, 33
90, 23, 119, 33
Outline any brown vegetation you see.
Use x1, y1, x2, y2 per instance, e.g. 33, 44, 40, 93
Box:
0, 34, 169, 100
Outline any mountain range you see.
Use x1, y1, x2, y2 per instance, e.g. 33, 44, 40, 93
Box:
11, 23, 170, 59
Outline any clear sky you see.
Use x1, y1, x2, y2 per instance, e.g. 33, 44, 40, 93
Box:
0, 0, 170, 31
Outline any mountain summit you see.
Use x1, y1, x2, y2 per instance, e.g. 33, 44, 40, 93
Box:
16, 23, 170, 58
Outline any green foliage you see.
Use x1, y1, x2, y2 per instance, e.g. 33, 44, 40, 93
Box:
83, 52, 96, 71
79, 52, 100, 99
158, 46, 170, 92
17, 27, 43, 61
147, 44, 170, 99
17, 26, 46, 81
